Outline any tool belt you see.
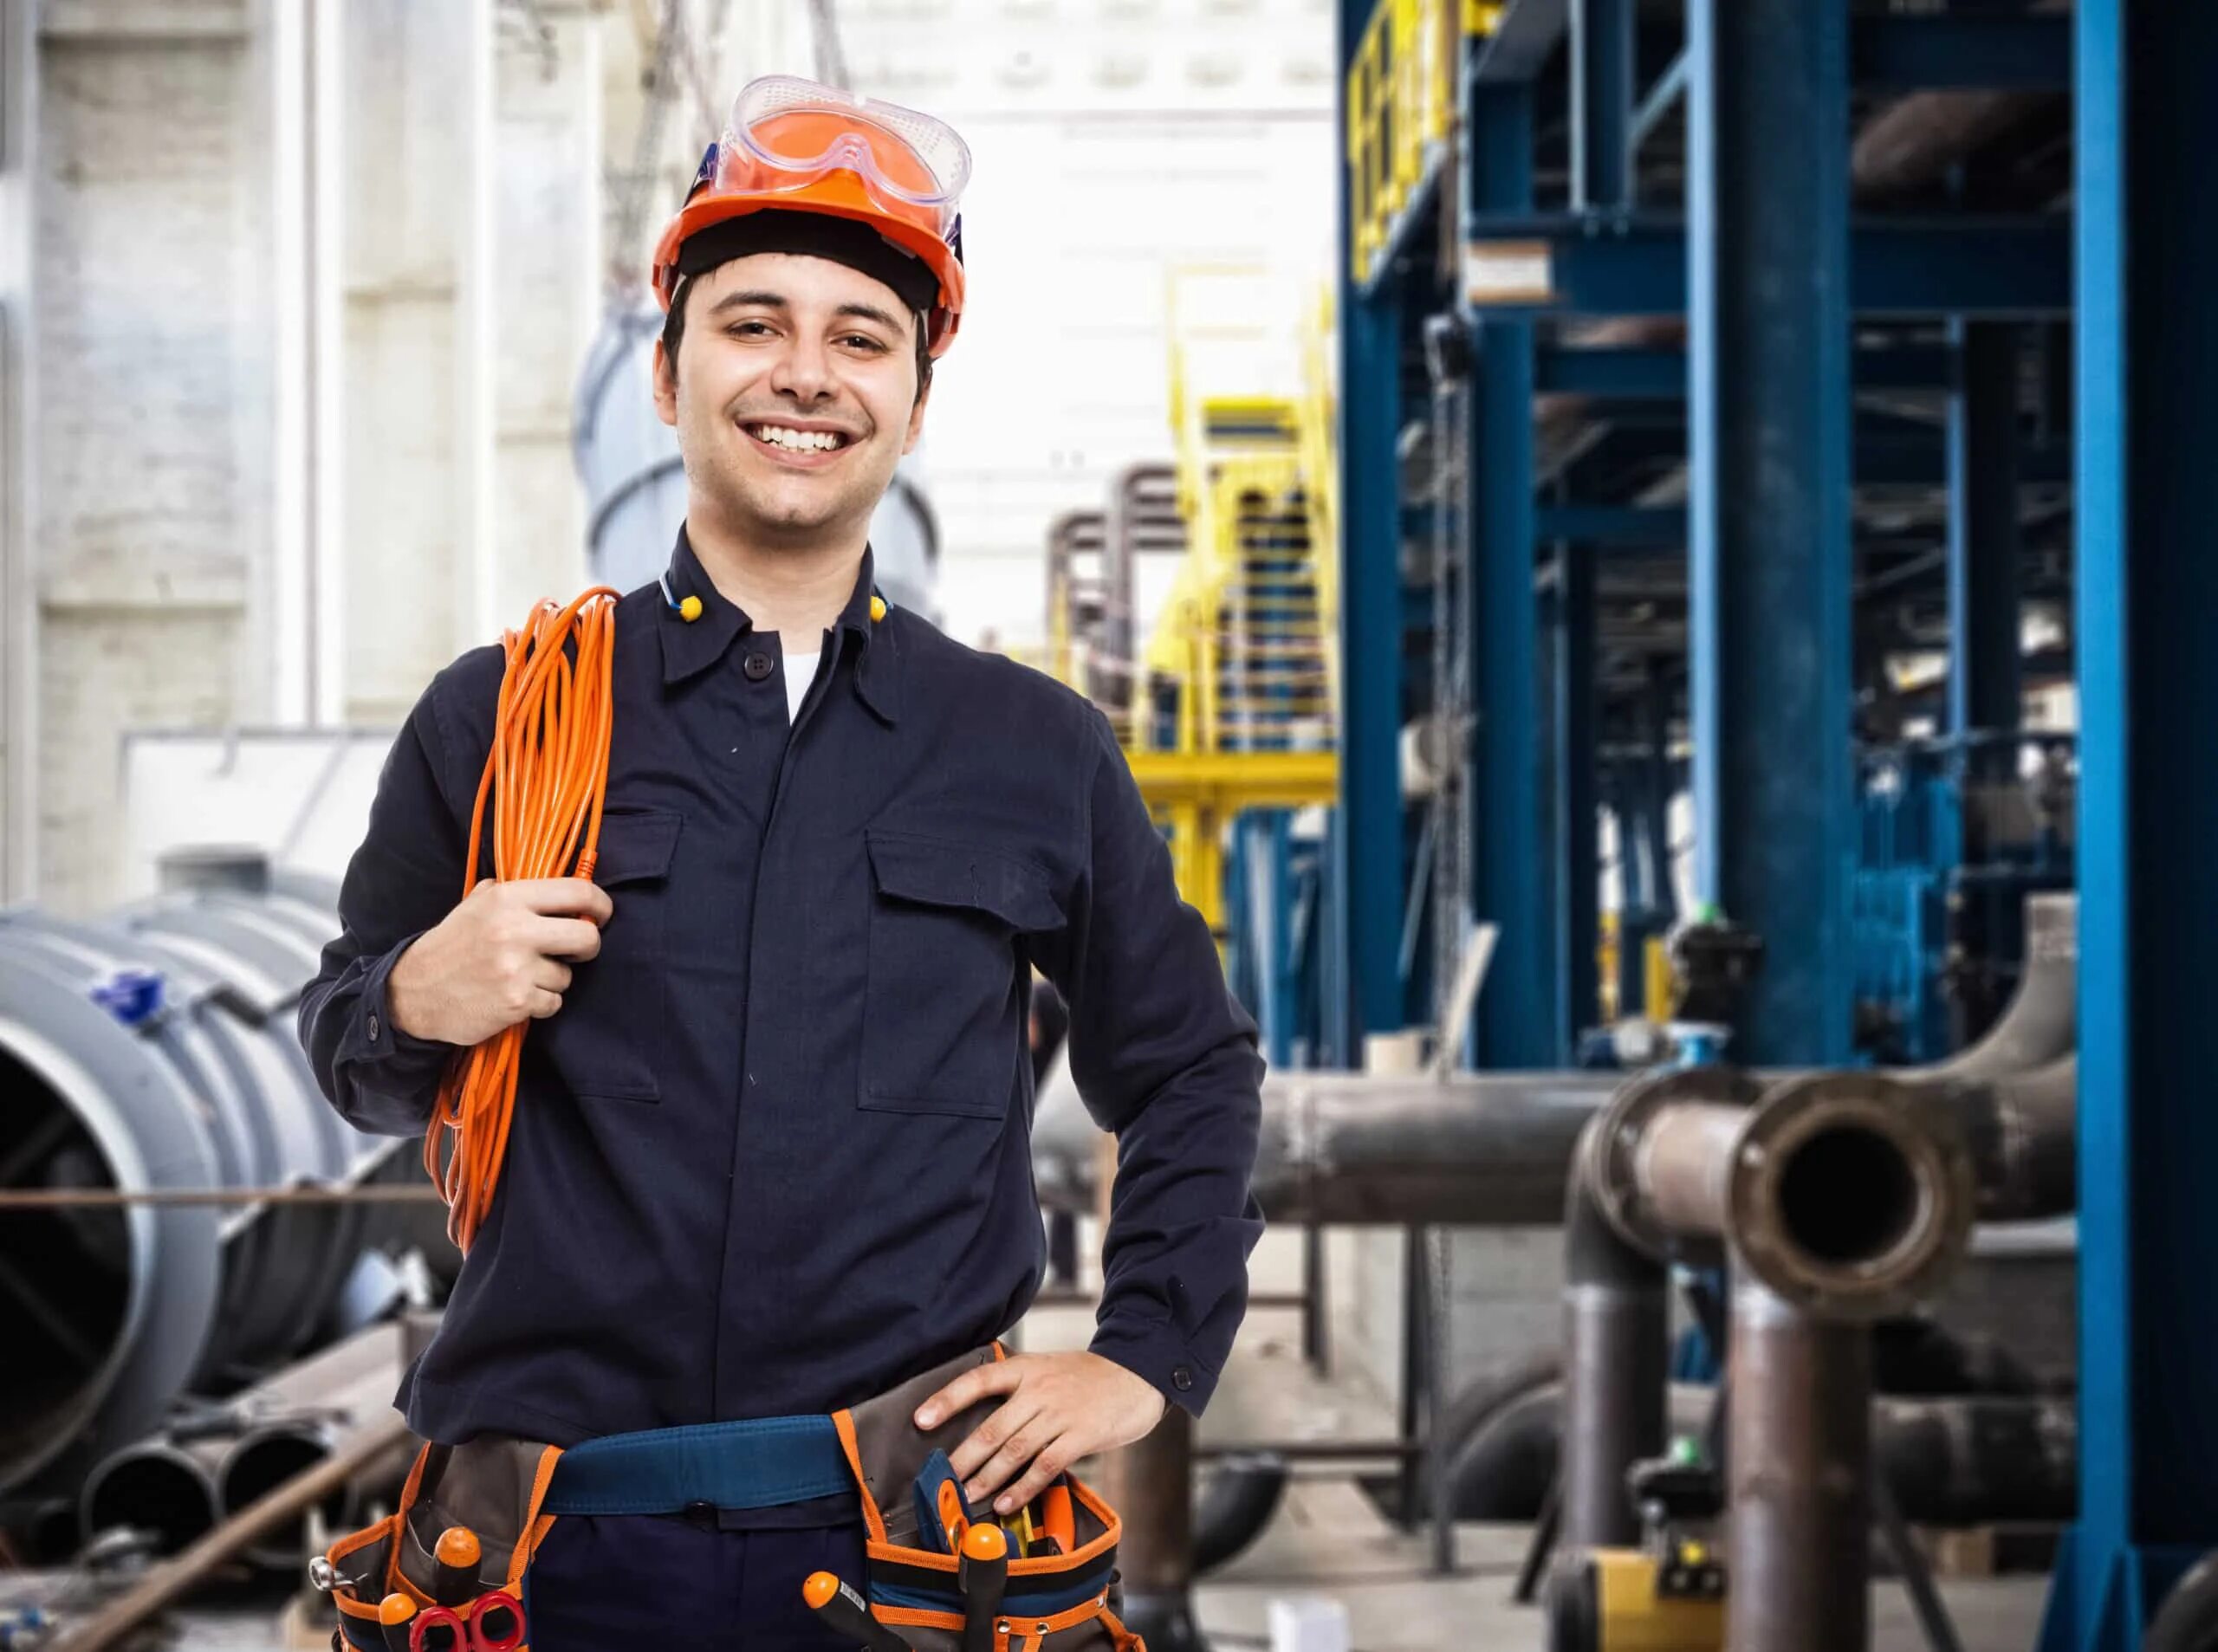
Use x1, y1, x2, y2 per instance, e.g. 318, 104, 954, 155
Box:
318, 1344, 1145, 1652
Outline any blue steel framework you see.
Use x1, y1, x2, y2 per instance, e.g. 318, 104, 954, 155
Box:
1329, 0, 2218, 1639
2038, 5, 2218, 1646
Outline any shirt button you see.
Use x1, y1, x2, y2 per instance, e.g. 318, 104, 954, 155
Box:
366, 1012, 381, 1042
743, 651, 774, 682
1171, 1366, 1193, 1392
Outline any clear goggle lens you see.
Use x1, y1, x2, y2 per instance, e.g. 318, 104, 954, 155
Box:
718, 76, 970, 229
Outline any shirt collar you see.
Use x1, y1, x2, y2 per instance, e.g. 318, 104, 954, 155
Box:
656, 528, 901, 724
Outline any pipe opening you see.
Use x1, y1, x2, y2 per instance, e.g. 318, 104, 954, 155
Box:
1775, 1123, 1922, 1267
84, 1451, 217, 1555
225, 1431, 348, 1565
0, 1053, 133, 1479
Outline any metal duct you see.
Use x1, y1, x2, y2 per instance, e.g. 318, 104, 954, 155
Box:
0, 878, 420, 1496
1028, 893, 2073, 1224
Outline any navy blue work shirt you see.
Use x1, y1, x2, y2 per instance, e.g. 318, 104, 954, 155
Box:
299, 534, 1266, 1500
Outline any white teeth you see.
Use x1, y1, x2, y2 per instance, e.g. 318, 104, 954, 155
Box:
751, 424, 841, 452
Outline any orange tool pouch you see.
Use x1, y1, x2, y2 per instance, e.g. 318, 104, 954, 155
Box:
319, 1344, 1144, 1651
319, 1438, 561, 1652
834, 1345, 1145, 1652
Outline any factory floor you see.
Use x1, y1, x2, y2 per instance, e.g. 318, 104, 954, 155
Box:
116, 1234, 2051, 1650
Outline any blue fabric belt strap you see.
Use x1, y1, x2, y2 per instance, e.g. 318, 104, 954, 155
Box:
542, 1416, 854, 1516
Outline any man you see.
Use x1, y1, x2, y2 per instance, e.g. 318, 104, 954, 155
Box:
300, 75, 1264, 1647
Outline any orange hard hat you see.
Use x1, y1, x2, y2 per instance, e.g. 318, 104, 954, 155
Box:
652, 76, 970, 357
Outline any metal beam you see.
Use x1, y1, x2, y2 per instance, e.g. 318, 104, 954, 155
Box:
1629, 49, 1687, 157
1538, 506, 1684, 547
2042, 0, 2218, 1644
1553, 543, 1599, 1049
1537, 343, 1957, 397
1687, 0, 1853, 1065
1469, 81, 1559, 1066
1334, 0, 1406, 1057
1946, 321, 2023, 793
1571, 0, 1635, 212
1852, 13, 2072, 93
1472, 0, 1569, 84
1464, 217, 2068, 317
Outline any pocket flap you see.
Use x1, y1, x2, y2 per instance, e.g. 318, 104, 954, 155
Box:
866, 831, 1062, 932
593, 808, 682, 886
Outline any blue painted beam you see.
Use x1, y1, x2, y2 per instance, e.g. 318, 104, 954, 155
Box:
2041, 0, 2218, 1643
1553, 543, 1600, 1047
1571, 0, 1635, 212
1472, 0, 1569, 84
1536, 343, 1956, 396
1687, 0, 1853, 1067
1463, 216, 2068, 316
1538, 506, 1684, 547
1946, 321, 2023, 791
1852, 13, 2070, 92
1629, 49, 1687, 157
1468, 80, 1560, 1066
1333, 0, 1407, 1056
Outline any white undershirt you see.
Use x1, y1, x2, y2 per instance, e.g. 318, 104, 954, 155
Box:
785, 637, 822, 722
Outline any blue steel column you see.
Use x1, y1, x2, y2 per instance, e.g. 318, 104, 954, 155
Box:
2040, 1, 2218, 1644
1686, 0, 1852, 1065
1333, 0, 1404, 1058
1554, 543, 1599, 1047
1946, 319, 2022, 791
1572, 0, 1635, 211
1468, 81, 1557, 1066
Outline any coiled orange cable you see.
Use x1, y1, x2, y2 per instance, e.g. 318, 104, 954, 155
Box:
424, 587, 623, 1252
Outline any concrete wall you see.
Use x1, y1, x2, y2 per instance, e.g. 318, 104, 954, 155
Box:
14, 0, 609, 907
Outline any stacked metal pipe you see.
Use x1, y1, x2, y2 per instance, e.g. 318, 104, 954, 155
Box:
0, 855, 445, 1514
1553, 892, 2077, 1652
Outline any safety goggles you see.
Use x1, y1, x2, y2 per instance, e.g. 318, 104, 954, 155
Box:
701, 75, 971, 242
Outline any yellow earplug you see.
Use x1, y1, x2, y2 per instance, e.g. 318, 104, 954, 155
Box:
679, 594, 704, 622
869, 594, 888, 622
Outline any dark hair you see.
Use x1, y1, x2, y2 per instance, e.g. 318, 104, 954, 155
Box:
661, 273, 933, 404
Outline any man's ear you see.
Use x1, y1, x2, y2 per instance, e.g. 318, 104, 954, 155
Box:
652, 339, 679, 429
903, 373, 932, 455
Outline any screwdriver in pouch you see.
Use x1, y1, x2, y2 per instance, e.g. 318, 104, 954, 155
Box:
957, 1522, 1009, 1652
431, 1528, 481, 1608
376, 1592, 418, 1652
801, 1571, 915, 1652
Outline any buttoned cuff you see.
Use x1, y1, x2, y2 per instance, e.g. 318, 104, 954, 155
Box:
345, 933, 455, 1078
1088, 1315, 1218, 1418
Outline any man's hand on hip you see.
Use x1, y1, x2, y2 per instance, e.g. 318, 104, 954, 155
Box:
913, 1351, 1169, 1518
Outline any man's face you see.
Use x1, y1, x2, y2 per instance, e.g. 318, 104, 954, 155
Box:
653, 252, 930, 547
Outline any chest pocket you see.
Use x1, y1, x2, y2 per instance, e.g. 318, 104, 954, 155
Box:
532, 807, 682, 1102
861, 828, 1064, 1118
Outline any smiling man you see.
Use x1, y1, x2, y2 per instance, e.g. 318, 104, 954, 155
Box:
300, 76, 1264, 1648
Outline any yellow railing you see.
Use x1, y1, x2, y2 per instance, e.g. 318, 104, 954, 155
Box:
1346, 0, 1469, 284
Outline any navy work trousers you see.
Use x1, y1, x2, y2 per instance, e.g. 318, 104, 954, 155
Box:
525, 1513, 872, 1649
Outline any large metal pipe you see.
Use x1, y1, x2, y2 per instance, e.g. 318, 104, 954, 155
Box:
1558, 1119, 1674, 1554
1727, 1285, 1874, 1652
1031, 901, 2072, 1224
79, 1437, 223, 1558
1103, 1408, 1205, 1652
0, 874, 434, 1496
1588, 1069, 1975, 1319
1932, 1055, 2076, 1222
1447, 1383, 2076, 1526
1031, 1054, 1620, 1221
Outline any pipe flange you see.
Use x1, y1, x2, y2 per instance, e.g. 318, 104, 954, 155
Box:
1726, 1072, 1975, 1320
1585, 1066, 1763, 1262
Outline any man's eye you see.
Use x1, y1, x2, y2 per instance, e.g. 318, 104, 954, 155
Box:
729, 321, 773, 337
841, 335, 887, 352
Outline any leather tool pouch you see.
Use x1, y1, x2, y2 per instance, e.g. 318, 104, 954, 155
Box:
321, 1438, 561, 1651
321, 1344, 1145, 1651
834, 1344, 1146, 1652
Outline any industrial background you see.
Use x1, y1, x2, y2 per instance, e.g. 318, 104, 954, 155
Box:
0, 1, 2202, 1650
